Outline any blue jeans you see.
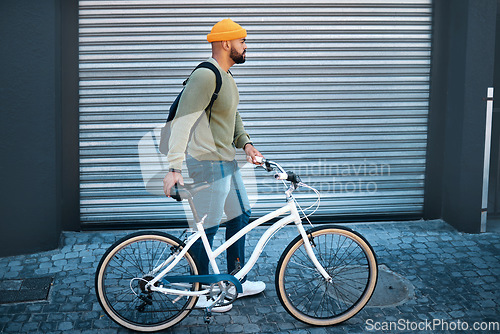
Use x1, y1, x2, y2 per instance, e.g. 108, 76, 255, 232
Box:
186, 156, 251, 277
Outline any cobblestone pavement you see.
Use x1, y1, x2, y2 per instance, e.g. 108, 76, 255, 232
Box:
0, 220, 499, 333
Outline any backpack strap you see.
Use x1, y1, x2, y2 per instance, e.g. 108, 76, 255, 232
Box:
183, 61, 222, 123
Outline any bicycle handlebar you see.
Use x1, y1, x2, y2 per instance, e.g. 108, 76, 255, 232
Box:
256, 158, 320, 217
256, 157, 301, 186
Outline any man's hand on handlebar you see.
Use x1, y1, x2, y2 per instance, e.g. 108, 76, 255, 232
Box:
163, 171, 184, 197
244, 143, 264, 165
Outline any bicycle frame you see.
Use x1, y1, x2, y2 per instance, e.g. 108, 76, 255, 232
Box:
147, 194, 332, 296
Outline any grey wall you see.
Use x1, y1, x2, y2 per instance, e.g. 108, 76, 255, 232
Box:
425, 0, 497, 232
0, 0, 79, 256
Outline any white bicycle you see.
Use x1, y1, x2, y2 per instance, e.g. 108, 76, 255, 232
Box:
95, 159, 378, 332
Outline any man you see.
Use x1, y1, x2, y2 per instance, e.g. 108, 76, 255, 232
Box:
163, 19, 265, 312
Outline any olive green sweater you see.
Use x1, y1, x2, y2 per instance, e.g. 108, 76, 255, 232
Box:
167, 58, 251, 170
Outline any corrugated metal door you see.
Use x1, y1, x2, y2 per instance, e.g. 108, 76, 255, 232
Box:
79, 0, 432, 228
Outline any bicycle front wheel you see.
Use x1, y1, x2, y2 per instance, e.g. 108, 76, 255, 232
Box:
95, 231, 199, 332
275, 225, 377, 326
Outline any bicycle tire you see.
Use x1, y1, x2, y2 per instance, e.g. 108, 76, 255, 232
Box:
275, 225, 377, 326
95, 231, 199, 332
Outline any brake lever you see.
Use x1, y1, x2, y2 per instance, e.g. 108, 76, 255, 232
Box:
254, 157, 274, 172
264, 161, 273, 172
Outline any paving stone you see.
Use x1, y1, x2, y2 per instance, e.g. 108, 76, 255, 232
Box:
20, 323, 40, 334
65, 251, 79, 259
51, 253, 65, 261
225, 323, 245, 332
58, 321, 74, 331
277, 321, 296, 331
3, 322, 23, 333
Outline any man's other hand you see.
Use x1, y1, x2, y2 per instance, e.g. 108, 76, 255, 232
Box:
163, 171, 184, 197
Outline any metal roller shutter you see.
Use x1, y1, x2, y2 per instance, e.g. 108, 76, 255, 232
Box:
79, 0, 432, 228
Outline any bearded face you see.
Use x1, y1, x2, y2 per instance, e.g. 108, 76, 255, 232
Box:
230, 45, 246, 64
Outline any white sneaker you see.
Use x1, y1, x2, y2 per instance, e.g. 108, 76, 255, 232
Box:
195, 297, 232, 313
199, 280, 266, 303
236, 280, 266, 298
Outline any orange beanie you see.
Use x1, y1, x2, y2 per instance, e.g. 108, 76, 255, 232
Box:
207, 19, 247, 43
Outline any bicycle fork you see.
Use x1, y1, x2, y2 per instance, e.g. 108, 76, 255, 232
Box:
290, 201, 333, 283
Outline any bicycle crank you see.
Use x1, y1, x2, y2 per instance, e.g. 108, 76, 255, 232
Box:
208, 280, 238, 306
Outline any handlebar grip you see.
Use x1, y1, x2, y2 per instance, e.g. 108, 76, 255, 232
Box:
275, 171, 301, 184
170, 184, 182, 202
275, 173, 288, 180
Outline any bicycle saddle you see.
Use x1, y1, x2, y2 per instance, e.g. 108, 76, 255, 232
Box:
171, 182, 210, 202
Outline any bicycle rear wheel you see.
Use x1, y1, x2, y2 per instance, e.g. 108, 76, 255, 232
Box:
275, 225, 377, 326
95, 231, 199, 332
